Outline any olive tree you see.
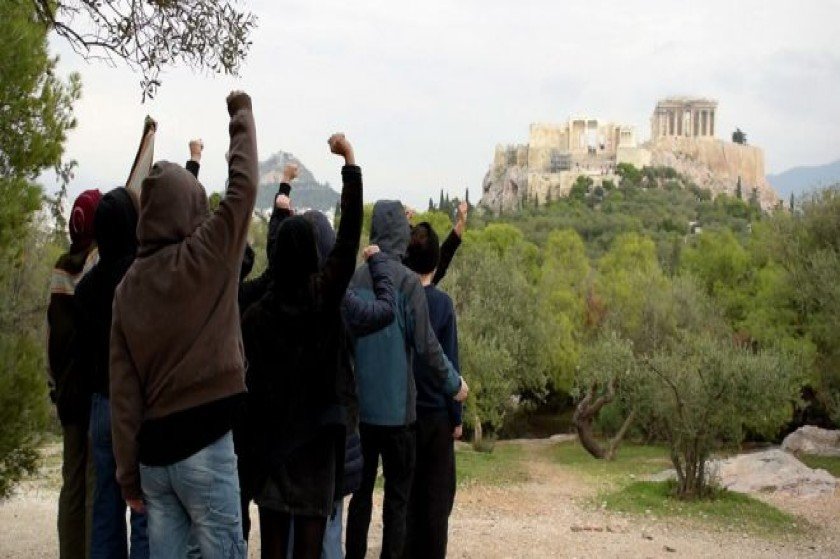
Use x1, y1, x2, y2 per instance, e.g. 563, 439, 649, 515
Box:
33, 0, 257, 99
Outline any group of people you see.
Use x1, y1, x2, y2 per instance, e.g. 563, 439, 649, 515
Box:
46, 91, 470, 559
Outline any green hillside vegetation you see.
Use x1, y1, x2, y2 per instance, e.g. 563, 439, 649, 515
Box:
421, 165, 838, 495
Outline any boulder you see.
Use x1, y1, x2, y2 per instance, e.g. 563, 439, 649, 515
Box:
648, 449, 838, 497
714, 449, 837, 497
782, 426, 840, 457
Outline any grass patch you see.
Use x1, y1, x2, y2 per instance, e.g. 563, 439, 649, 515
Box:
799, 455, 840, 478
547, 440, 671, 483
455, 443, 529, 486
602, 481, 802, 535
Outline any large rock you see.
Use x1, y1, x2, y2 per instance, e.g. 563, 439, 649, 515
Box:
649, 449, 838, 497
479, 165, 528, 213
714, 449, 837, 496
782, 426, 840, 457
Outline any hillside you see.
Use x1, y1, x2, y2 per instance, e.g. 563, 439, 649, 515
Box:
767, 159, 840, 199
257, 151, 339, 211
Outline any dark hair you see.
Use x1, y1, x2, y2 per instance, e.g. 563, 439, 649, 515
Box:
405, 222, 440, 275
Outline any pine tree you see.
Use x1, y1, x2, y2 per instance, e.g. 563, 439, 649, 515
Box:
465, 187, 471, 208
439, 189, 445, 211
736, 176, 743, 200
428, 197, 435, 212
789, 193, 795, 211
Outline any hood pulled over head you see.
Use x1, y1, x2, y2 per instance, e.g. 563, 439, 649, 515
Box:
270, 215, 319, 298
94, 188, 138, 263
302, 210, 336, 269
369, 200, 409, 259
137, 161, 208, 254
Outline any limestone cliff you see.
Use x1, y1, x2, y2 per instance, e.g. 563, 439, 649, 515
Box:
480, 165, 529, 213
647, 138, 779, 208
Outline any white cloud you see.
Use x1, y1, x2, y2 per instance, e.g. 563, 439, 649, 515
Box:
46, 0, 840, 208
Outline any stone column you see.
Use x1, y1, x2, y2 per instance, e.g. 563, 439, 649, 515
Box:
701, 110, 707, 136
710, 111, 715, 137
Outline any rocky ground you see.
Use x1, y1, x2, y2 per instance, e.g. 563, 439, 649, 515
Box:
1, 440, 838, 558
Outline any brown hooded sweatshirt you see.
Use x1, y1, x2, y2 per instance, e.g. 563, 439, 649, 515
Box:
110, 93, 258, 499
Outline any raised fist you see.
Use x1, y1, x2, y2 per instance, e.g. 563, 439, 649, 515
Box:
275, 194, 292, 211
226, 90, 251, 115
189, 139, 204, 161
328, 133, 355, 164
362, 244, 380, 261
282, 163, 299, 183
456, 201, 468, 223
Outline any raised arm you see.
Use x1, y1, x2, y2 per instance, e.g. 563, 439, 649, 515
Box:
266, 163, 298, 261
433, 201, 468, 285
185, 138, 203, 178
108, 304, 145, 508
194, 91, 258, 265
341, 245, 395, 337
318, 134, 362, 308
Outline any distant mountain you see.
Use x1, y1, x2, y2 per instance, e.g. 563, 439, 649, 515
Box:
767, 159, 840, 199
257, 151, 339, 211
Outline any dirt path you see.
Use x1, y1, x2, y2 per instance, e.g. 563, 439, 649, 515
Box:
2, 442, 839, 558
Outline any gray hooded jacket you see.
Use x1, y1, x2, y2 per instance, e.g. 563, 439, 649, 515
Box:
348, 200, 460, 426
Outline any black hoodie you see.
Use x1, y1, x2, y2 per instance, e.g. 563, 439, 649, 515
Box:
75, 188, 138, 397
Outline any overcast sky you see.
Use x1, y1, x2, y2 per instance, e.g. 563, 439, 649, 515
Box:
46, 0, 840, 209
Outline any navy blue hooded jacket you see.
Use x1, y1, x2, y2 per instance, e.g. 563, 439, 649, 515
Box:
349, 201, 461, 426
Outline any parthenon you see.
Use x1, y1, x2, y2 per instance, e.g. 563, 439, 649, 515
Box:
651, 97, 718, 140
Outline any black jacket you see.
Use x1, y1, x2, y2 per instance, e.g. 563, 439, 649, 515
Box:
242, 165, 363, 492
75, 188, 138, 397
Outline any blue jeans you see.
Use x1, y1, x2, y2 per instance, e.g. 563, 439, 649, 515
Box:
322, 500, 344, 559
90, 394, 149, 559
287, 500, 344, 559
139, 431, 246, 559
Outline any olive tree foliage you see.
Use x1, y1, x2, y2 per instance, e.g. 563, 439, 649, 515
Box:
1, 0, 79, 497
634, 334, 800, 499
536, 229, 589, 394
33, 0, 257, 100
444, 224, 546, 438
748, 187, 840, 422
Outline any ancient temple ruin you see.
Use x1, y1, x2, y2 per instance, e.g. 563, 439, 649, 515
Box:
479, 96, 779, 213
651, 97, 718, 140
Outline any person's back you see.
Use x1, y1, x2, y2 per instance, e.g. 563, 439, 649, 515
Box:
75, 187, 149, 559
345, 201, 466, 559
47, 189, 100, 559
403, 222, 463, 559
109, 90, 257, 559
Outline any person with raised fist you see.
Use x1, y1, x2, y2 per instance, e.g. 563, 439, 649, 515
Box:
109, 90, 258, 558
240, 133, 363, 559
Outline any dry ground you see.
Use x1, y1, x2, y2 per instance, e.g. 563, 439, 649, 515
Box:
1, 440, 838, 558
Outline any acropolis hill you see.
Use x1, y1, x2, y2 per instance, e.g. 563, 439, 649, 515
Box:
479, 97, 780, 213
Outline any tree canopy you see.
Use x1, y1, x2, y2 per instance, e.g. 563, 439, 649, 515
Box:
33, 0, 257, 100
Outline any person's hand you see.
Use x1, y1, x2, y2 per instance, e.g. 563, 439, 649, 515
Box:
328, 133, 355, 165
454, 376, 469, 402
456, 201, 468, 223
189, 139, 204, 162
453, 425, 463, 440
275, 194, 292, 211
226, 90, 251, 115
454, 200, 468, 237
282, 163, 299, 183
363, 245, 380, 261
127, 498, 145, 514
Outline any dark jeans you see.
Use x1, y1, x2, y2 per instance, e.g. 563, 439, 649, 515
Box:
58, 421, 94, 559
346, 424, 416, 559
404, 413, 456, 559
90, 394, 149, 559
